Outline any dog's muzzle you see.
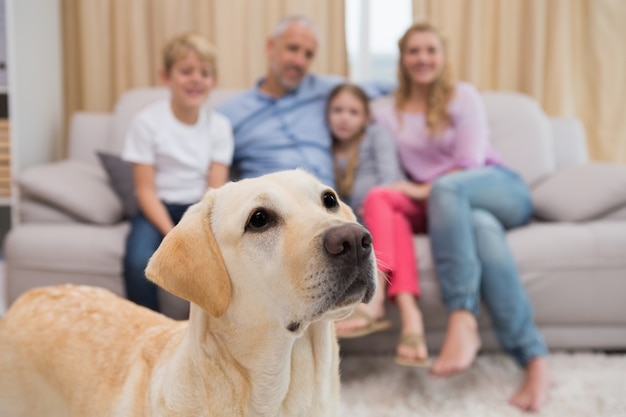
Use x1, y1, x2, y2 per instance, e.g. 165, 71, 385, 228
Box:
323, 223, 376, 305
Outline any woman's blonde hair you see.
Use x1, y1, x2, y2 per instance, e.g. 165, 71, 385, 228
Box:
162, 32, 217, 75
326, 83, 371, 198
394, 22, 454, 136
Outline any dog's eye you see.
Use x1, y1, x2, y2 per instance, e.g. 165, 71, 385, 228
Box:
322, 191, 339, 210
246, 209, 271, 231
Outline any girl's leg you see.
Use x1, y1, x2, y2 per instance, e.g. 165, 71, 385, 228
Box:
363, 187, 429, 363
123, 211, 163, 311
362, 187, 426, 298
336, 187, 426, 355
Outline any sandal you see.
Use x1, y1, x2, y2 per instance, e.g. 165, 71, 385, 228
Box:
335, 309, 392, 339
394, 333, 431, 367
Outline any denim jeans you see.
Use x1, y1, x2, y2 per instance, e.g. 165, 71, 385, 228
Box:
427, 166, 548, 366
123, 202, 191, 312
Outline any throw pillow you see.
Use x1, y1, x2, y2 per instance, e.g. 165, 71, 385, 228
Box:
18, 160, 124, 225
532, 162, 626, 222
96, 151, 138, 219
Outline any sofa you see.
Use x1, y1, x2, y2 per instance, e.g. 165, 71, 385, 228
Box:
4, 87, 626, 355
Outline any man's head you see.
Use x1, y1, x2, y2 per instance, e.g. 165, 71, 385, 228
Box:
265, 15, 319, 96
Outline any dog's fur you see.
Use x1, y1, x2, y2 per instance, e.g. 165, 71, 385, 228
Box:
0, 169, 377, 417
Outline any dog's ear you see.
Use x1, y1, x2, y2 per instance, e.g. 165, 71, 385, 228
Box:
145, 192, 231, 317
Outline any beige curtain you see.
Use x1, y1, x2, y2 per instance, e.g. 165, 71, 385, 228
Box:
61, 0, 347, 147
412, 0, 626, 164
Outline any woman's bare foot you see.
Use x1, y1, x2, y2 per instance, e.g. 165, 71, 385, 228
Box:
395, 293, 429, 364
430, 310, 481, 377
509, 357, 550, 412
335, 271, 387, 334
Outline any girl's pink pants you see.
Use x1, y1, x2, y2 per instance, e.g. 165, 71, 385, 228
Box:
362, 187, 427, 299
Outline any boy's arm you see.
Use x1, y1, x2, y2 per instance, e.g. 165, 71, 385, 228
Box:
207, 162, 230, 189
133, 163, 175, 235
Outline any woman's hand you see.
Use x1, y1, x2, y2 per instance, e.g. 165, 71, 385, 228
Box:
389, 180, 431, 201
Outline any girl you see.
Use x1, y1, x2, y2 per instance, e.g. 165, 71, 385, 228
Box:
328, 83, 430, 367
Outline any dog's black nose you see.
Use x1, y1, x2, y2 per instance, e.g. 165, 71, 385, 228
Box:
323, 224, 372, 262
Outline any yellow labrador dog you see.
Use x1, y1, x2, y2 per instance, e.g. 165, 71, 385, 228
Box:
0, 169, 377, 417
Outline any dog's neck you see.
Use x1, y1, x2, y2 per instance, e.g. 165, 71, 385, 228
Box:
153, 304, 339, 416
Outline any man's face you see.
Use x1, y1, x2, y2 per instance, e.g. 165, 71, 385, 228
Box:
267, 23, 317, 92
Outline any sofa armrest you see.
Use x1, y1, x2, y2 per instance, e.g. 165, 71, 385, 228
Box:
549, 117, 589, 169
18, 198, 80, 223
67, 112, 113, 165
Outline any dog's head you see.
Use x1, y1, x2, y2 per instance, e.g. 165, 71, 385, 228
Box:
145, 169, 377, 332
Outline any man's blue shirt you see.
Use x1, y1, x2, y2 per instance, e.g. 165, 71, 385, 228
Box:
217, 74, 394, 186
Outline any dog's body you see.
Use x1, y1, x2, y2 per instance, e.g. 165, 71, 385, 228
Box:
0, 170, 377, 417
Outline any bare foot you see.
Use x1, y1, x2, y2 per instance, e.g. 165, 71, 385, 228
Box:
509, 357, 550, 412
335, 303, 385, 334
395, 293, 429, 364
430, 310, 481, 377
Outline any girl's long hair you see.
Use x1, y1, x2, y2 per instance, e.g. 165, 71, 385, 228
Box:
326, 83, 370, 198
394, 22, 454, 136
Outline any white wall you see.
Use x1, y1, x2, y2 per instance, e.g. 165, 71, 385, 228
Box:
6, 0, 63, 171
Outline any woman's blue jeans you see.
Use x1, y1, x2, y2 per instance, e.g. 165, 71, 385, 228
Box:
123, 203, 191, 312
427, 166, 548, 366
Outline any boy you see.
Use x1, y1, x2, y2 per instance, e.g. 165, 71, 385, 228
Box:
122, 32, 234, 312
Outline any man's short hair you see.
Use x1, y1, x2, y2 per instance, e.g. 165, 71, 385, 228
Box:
271, 14, 320, 43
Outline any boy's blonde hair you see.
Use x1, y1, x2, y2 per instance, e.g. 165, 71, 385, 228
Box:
162, 32, 217, 75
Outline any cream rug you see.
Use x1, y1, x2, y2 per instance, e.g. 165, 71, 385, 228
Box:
339, 352, 626, 417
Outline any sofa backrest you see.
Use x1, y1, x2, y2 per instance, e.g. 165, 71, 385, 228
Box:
481, 91, 557, 186
91, 87, 584, 187
107, 87, 241, 155
108, 87, 170, 155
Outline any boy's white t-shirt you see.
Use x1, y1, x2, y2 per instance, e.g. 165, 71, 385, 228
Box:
122, 98, 234, 204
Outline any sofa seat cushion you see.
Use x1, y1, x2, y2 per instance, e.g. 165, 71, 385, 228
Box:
5, 222, 130, 276
509, 221, 626, 326
414, 221, 626, 327
509, 221, 626, 271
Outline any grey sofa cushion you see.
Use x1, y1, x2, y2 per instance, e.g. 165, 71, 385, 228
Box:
18, 160, 124, 225
532, 163, 626, 221
97, 151, 138, 219
19, 199, 80, 223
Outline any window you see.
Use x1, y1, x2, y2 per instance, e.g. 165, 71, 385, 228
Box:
345, 0, 413, 82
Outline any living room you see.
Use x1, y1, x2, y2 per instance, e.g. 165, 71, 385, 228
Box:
1, 0, 626, 416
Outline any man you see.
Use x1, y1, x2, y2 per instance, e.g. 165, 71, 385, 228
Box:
218, 15, 393, 186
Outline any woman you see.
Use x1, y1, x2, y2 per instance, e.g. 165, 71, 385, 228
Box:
368, 22, 550, 411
